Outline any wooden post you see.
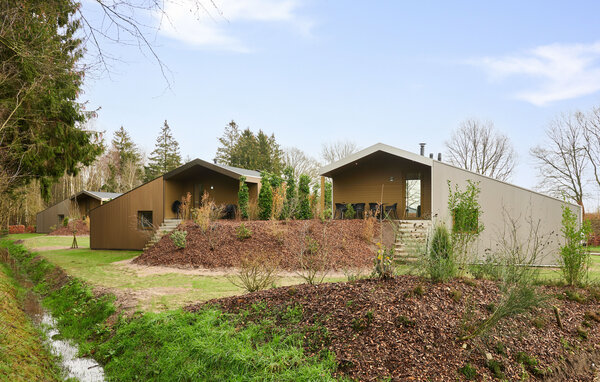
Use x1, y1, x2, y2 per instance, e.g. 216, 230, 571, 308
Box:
320, 176, 325, 214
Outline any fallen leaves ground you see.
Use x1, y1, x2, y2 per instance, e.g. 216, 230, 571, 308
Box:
187, 276, 600, 381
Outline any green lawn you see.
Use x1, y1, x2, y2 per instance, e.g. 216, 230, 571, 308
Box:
6, 234, 343, 311
588, 246, 600, 252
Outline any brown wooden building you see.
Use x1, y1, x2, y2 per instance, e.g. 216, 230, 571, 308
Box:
89, 160, 261, 250
36, 191, 121, 233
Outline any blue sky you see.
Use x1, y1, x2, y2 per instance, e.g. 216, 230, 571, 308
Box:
81, 0, 600, 206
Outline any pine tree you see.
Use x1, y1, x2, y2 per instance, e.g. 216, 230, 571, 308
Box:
296, 174, 312, 220
214, 122, 283, 174
145, 120, 182, 181
104, 126, 143, 191
282, 166, 296, 219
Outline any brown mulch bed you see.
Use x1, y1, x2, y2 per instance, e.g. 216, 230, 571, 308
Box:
48, 219, 89, 236
134, 220, 381, 271
186, 277, 600, 381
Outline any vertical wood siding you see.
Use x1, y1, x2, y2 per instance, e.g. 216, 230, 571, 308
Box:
90, 177, 164, 250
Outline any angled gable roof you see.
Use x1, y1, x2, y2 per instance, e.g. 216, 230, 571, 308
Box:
71, 190, 122, 201
319, 143, 433, 177
163, 159, 261, 183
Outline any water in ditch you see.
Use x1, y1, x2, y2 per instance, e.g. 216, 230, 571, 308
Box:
22, 282, 105, 382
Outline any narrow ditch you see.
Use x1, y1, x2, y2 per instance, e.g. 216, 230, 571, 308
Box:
3, 252, 106, 382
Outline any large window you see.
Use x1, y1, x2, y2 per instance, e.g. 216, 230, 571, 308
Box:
137, 211, 153, 230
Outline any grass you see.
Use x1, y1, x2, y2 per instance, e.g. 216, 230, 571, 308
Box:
6, 234, 344, 311
0, 264, 63, 381
1, 239, 339, 381
588, 246, 600, 252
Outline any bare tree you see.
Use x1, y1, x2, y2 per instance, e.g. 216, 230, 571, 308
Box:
283, 147, 320, 180
530, 112, 588, 215
80, 1, 220, 83
581, 106, 600, 191
320, 140, 359, 164
445, 119, 517, 181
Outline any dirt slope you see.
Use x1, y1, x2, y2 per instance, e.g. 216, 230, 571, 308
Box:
187, 276, 600, 381
134, 220, 381, 270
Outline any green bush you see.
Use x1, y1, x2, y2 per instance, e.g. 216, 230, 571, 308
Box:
344, 203, 356, 219
236, 223, 252, 240
282, 166, 296, 219
559, 205, 592, 286
296, 174, 312, 220
238, 176, 250, 220
372, 242, 394, 279
425, 223, 456, 282
458, 363, 477, 380
63, 217, 69, 227
170, 230, 187, 249
258, 179, 273, 220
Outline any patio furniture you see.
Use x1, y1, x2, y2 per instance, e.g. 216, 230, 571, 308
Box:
384, 203, 399, 220
369, 202, 381, 219
223, 204, 237, 219
334, 203, 347, 219
171, 200, 182, 218
352, 203, 365, 219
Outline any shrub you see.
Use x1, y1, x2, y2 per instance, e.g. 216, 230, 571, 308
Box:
447, 180, 484, 272
458, 363, 477, 380
228, 253, 279, 293
486, 359, 506, 380
236, 223, 252, 240
8, 225, 25, 234
192, 192, 223, 250
424, 223, 456, 282
372, 242, 394, 279
271, 183, 287, 220
296, 224, 330, 285
559, 205, 592, 286
170, 230, 187, 249
361, 216, 376, 242
296, 174, 312, 220
238, 176, 250, 219
344, 203, 356, 219
258, 181, 273, 220
63, 217, 69, 227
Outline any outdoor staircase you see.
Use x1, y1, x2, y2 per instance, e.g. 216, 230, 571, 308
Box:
143, 219, 182, 251
394, 220, 432, 262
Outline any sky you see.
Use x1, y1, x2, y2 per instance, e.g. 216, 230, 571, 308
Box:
80, 0, 600, 208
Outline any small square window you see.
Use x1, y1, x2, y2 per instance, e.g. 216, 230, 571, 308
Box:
138, 211, 153, 230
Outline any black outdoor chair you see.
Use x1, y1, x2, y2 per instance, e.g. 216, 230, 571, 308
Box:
384, 203, 399, 220
171, 200, 182, 218
334, 203, 347, 219
369, 203, 381, 219
223, 204, 237, 220
352, 203, 365, 219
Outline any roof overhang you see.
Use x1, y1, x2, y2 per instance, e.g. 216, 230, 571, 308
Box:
70, 190, 116, 202
319, 143, 433, 177
163, 159, 261, 183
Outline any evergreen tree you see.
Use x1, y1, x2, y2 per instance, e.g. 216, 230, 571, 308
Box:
214, 121, 241, 165
214, 122, 283, 174
104, 126, 143, 192
258, 173, 273, 220
238, 176, 249, 219
296, 174, 312, 220
282, 166, 296, 219
145, 120, 182, 181
0, 0, 102, 200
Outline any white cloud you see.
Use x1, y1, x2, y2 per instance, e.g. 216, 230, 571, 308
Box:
158, 0, 309, 52
474, 42, 600, 106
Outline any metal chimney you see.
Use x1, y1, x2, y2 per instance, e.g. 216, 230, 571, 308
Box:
429, 153, 433, 159
437, 153, 442, 161
419, 143, 426, 156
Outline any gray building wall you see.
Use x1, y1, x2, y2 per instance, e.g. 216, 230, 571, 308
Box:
431, 161, 581, 266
